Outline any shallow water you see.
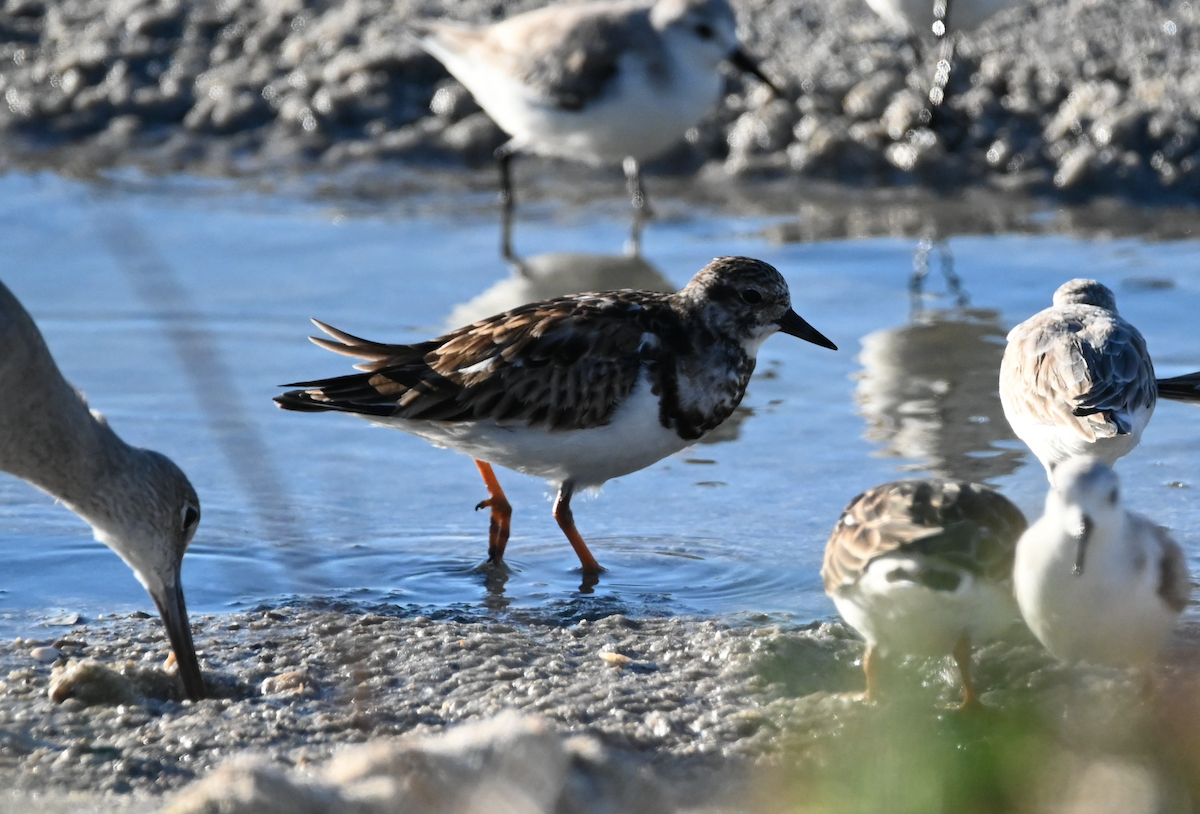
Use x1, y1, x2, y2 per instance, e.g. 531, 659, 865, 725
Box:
1, 171, 1198, 634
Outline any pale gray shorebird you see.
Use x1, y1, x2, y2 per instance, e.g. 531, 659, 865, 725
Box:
999, 279, 1157, 482
1014, 456, 1190, 666
0, 280, 205, 700
413, 0, 779, 259
823, 479, 1027, 708
276, 256, 836, 575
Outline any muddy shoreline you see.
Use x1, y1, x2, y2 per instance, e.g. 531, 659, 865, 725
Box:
4, 606, 1200, 811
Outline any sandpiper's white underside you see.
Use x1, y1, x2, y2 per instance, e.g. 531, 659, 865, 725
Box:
1001, 404, 1152, 480
420, 31, 723, 163
362, 369, 692, 487
832, 554, 1018, 657
1014, 512, 1180, 666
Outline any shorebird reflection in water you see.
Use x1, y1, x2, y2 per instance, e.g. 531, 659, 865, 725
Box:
856, 307, 1021, 482
413, 0, 779, 259
276, 256, 836, 577
0, 280, 205, 701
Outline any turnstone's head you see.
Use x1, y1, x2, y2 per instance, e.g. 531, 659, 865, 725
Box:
652, 0, 780, 93
676, 256, 837, 353
1046, 455, 1121, 575
1052, 279, 1118, 312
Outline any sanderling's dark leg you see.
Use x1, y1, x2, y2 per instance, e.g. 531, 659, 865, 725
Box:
623, 156, 653, 255
496, 143, 518, 263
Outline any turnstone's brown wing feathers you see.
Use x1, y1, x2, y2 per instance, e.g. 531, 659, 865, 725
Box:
822, 480, 1027, 593
1002, 307, 1155, 440
276, 293, 664, 431
1157, 370, 1200, 404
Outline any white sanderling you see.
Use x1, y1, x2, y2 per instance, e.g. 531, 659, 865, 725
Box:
999, 279, 1157, 482
413, 0, 779, 258
1013, 456, 1190, 667
276, 256, 835, 575
0, 280, 205, 700
823, 478, 1027, 707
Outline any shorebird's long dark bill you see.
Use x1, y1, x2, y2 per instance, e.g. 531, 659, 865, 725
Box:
728, 48, 782, 96
777, 309, 837, 350
1071, 514, 1094, 577
152, 578, 206, 701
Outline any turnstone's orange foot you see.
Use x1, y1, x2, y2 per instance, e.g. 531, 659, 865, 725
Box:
276, 256, 836, 574
1014, 457, 1190, 668
823, 479, 1027, 708
473, 460, 512, 563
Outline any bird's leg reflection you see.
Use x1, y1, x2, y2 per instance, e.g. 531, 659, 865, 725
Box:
909, 232, 967, 313
578, 570, 601, 594
623, 157, 651, 257
481, 559, 511, 609
938, 240, 968, 307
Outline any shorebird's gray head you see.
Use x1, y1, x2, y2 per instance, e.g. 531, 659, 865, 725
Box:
651, 0, 780, 93
85, 448, 205, 700
1047, 455, 1121, 576
677, 256, 837, 354
1052, 279, 1118, 312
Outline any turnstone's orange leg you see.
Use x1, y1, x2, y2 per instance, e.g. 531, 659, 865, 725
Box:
473, 460, 512, 563
552, 482, 603, 575
953, 634, 983, 711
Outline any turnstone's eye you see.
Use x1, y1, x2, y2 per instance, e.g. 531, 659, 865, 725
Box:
740, 289, 763, 305
694, 22, 715, 39
1108, 487, 1118, 505
181, 503, 200, 532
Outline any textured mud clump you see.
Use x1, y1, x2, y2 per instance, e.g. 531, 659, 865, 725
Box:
0, 0, 1198, 199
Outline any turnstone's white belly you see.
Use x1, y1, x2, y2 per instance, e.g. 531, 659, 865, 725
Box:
834, 556, 1017, 658
368, 369, 691, 487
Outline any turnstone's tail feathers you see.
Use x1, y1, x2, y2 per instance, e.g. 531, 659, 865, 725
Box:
277, 298, 652, 430
1003, 307, 1155, 441
1157, 370, 1200, 404
822, 480, 1027, 593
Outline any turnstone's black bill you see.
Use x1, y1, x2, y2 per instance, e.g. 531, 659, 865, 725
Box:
999, 279, 1157, 483
0, 280, 205, 701
1014, 456, 1190, 667
276, 256, 835, 575
823, 479, 1026, 709
411, 0, 779, 258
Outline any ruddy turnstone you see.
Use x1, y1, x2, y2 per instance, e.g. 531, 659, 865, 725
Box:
0, 280, 205, 700
275, 256, 836, 574
999, 279, 1157, 482
412, 0, 779, 258
823, 478, 1027, 707
1013, 456, 1190, 666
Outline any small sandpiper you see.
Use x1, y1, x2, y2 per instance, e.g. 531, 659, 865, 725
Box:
999, 279, 1157, 482
0, 280, 205, 700
276, 256, 836, 575
823, 478, 1027, 708
1013, 456, 1190, 667
413, 0, 779, 258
